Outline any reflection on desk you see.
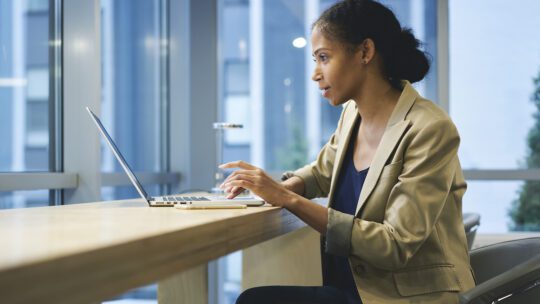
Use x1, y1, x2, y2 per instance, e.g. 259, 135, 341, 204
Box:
0, 199, 309, 304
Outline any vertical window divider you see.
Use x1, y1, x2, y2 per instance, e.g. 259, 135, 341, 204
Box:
63, 0, 102, 204
160, 0, 171, 194
437, 0, 450, 113
49, 0, 63, 206
169, 0, 190, 193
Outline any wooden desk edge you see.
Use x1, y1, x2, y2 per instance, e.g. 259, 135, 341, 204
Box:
0, 207, 307, 304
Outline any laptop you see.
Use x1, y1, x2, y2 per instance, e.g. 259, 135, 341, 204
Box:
86, 107, 265, 208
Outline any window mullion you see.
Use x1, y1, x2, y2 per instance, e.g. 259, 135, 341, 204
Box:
48, 0, 63, 205
63, 0, 102, 204
437, 0, 450, 113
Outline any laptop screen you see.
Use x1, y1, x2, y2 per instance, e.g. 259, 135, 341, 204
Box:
86, 107, 151, 202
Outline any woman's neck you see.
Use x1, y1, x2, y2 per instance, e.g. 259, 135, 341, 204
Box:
354, 78, 401, 127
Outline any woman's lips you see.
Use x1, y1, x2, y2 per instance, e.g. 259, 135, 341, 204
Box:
321, 87, 330, 98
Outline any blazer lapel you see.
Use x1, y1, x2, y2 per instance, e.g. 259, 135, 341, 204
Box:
326, 109, 359, 207
354, 81, 418, 216
354, 120, 410, 215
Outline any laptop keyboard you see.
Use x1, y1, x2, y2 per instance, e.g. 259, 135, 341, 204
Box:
164, 196, 211, 202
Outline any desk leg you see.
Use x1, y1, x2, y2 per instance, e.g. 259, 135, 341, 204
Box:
158, 264, 207, 304
242, 226, 322, 290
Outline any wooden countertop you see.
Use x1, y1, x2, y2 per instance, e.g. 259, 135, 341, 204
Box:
0, 199, 307, 304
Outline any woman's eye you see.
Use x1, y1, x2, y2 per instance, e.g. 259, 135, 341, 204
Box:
312, 54, 329, 63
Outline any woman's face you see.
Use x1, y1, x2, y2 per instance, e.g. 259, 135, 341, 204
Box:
311, 27, 365, 106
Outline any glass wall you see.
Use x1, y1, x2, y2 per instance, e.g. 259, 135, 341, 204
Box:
0, 0, 53, 209
0, 0, 50, 172
450, 0, 540, 232
103, 284, 157, 303
100, 0, 168, 200
462, 181, 523, 233
0, 190, 49, 209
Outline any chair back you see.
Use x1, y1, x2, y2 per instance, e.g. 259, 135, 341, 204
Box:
470, 237, 540, 284
463, 213, 480, 250
459, 237, 540, 304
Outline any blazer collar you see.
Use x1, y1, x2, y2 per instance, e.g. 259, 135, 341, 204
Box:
387, 81, 418, 126
354, 81, 418, 215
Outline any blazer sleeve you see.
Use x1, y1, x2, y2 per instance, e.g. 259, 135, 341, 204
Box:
325, 118, 461, 271
292, 102, 352, 199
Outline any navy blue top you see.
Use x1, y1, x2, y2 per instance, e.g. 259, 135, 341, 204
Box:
323, 119, 367, 303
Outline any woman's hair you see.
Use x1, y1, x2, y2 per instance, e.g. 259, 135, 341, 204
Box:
313, 0, 430, 88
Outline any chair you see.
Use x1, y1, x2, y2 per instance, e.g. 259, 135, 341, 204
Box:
459, 237, 540, 304
463, 212, 481, 250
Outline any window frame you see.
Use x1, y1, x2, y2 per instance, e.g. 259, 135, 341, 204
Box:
1, 0, 180, 206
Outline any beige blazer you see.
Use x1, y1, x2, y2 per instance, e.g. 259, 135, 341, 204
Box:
294, 82, 476, 303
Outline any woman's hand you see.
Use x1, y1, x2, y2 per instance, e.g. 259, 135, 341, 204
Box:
219, 160, 296, 207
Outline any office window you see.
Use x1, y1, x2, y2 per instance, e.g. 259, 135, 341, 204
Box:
0, 0, 59, 209
0, 190, 49, 209
463, 180, 540, 232
0, 0, 51, 173
102, 185, 161, 201
27, 0, 48, 12
100, 0, 168, 200
462, 181, 522, 233
103, 284, 157, 304
450, 0, 540, 170
450, 0, 540, 231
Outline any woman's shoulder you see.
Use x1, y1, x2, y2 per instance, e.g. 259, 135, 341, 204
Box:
407, 97, 456, 130
402, 97, 461, 145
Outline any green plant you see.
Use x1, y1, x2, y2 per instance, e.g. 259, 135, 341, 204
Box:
510, 69, 540, 231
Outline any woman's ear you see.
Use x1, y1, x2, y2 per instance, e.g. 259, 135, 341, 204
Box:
360, 38, 376, 64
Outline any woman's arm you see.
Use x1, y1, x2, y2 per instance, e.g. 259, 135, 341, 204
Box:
281, 176, 305, 196
287, 194, 328, 234
282, 176, 328, 234
220, 161, 329, 234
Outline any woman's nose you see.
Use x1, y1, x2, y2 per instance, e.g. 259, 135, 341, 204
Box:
311, 67, 321, 82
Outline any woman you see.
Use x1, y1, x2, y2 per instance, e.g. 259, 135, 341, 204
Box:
221, 0, 475, 303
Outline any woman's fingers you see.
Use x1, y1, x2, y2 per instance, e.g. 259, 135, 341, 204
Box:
226, 186, 245, 199
218, 160, 270, 199
224, 179, 255, 191
219, 160, 257, 170
224, 170, 259, 180
221, 170, 261, 188
223, 174, 255, 187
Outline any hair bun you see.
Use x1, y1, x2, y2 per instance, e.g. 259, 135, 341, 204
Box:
398, 28, 420, 50
387, 28, 430, 85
